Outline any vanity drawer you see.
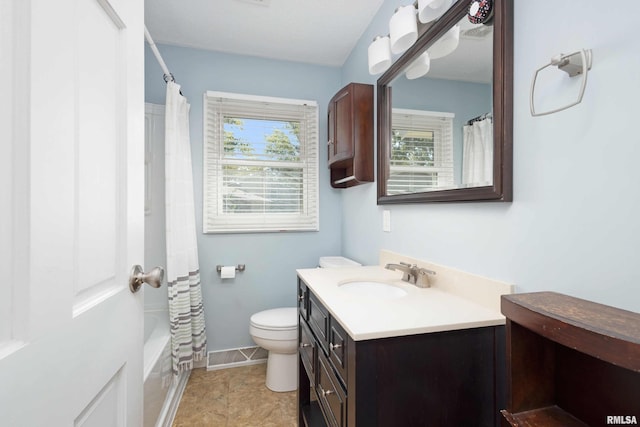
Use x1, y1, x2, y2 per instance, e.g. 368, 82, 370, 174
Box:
299, 316, 315, 385
328, 318, 348, 386
317, 351, 347, 427
298, 279, 309, 320
308, 291, 329, 354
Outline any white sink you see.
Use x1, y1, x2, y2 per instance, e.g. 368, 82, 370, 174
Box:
339, 281, 408, 299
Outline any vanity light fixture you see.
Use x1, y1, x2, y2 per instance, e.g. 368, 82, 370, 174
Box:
368, 0, 459, 75
418, 0, 453, 24
389, 5, 418, 54
368, 35, 392, 74
405, 51, 431, 79
427, 24, 460, 59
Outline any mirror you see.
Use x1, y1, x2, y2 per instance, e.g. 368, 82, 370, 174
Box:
377, 0, 512, 204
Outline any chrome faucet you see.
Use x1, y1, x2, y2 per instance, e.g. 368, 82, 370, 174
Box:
385, 262, 436, 288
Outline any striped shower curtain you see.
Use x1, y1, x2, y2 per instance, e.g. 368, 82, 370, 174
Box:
165, 81, 207, 374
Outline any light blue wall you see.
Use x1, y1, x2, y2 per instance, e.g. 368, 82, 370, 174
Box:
146, 0, 640, 352
340, 0, 640, 312
145, 46, 344, 350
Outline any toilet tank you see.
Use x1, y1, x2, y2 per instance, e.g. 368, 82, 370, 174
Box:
319, 256, 361, 268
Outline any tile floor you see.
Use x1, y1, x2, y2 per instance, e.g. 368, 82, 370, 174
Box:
172, 364, 297, 427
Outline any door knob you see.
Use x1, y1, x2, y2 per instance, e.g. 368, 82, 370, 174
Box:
129, 265, 164, 293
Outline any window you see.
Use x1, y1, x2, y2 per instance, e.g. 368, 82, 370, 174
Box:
203, 92, 319, 233
388, 109, 454, 195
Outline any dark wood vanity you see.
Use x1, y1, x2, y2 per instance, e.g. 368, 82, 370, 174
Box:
501, 292, 640, 426
297, 277, 506, 427
327, 83, 373, 188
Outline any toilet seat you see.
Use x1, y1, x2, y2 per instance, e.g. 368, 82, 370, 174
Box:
250, 307, 297, 331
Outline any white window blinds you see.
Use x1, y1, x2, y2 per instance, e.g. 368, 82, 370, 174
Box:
388, 109, 454, 195
203, 91, 319, 233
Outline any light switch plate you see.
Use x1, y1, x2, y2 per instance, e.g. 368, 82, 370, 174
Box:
383, 210, 391, 232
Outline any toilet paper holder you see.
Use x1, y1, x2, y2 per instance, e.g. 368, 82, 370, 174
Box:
216, 264, 246, 273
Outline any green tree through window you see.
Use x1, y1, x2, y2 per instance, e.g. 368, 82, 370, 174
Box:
204, 92, 318, 233
221, 117, 304, 214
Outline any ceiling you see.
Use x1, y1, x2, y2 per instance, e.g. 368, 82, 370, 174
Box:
144, 0, 385, 67
426, 17, 494, 84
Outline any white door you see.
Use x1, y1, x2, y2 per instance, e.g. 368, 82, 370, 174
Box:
0, 0, 146, 425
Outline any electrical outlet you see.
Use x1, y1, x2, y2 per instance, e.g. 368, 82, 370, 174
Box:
383, 210, 391, 232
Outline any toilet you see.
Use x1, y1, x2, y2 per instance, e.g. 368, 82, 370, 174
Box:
249, 256, 360, 392
318, 256, 361, 269
249, 307, 298, 392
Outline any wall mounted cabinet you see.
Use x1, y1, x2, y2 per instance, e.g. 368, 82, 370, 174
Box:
327, 83, 373, 188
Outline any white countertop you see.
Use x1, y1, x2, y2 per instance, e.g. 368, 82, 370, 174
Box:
297, 265, 506, 341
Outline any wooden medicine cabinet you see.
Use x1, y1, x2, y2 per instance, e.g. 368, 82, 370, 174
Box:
327, 83, 373, 188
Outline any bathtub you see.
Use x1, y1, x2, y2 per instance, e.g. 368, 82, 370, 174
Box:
143, 310, 172, 427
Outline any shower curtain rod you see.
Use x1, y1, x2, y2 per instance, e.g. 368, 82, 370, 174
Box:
144, 25, 175, 83
466, 112, 492, 125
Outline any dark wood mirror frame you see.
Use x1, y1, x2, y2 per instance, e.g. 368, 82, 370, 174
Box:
377, 0, 513, 204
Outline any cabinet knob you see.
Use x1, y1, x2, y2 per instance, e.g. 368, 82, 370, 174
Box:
329, 343, 342, 351
320, 386, 334, 397
298, 294, 304, 301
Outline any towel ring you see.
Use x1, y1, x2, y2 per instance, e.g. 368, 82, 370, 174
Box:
530, 49, 593, 117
